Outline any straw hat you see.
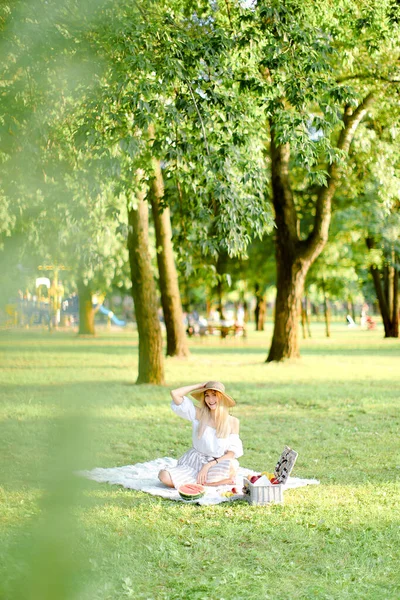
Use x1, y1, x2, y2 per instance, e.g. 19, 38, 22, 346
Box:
190, 381, 236, 407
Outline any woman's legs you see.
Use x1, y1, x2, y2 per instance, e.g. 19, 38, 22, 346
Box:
158, 455, 239, 489
206, 458, 239, 486
158, 469, 174, 488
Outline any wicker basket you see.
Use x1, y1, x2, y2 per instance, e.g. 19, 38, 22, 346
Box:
243, 477, 284, 505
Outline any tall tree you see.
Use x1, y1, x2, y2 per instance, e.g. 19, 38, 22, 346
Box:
127, 181, 165, 384
267, 94, 374, 359
149, 153, 189, 358
75, 0, 272, 371
220, 0, 400, 360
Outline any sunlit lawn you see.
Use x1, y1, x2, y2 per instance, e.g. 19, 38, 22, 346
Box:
0, 323, 399, 599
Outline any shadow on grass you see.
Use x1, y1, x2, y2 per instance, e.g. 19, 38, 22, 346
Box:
1, 375, 399, 401
2, 329, 399, 360
1, 374, 399, 412
0, 380, 168, 403
300, 345, 400, 357
3, 341, 399, 359
1, 342, 138, 356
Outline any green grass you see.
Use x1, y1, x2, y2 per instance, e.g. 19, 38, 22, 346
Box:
0, 324, 399, 600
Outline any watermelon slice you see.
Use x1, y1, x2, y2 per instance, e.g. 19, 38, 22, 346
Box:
178, 483, 206, 501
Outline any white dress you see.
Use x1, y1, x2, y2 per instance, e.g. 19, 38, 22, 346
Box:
166, 396, 244, 489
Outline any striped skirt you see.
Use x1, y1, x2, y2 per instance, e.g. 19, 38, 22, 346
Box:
167, 448, 239, 489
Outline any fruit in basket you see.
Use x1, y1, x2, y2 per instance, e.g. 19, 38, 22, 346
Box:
249, 475, 261, 483
178, 483, 206, 500
262, 471, 276, 481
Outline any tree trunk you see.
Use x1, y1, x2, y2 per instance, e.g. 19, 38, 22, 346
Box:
384, 264, 390, 312
347, 297, 356, 322
392, 265, 399, 337
127, 187, 164, 384
351, 301, 356, 322
266, 133, 307, 360
366, 238, 399, 338
206, 297, 212, 319
254, 283, 266, 331
149, 158, 190, 358
256, 300, 266, 331
243, 299, 249, 323
214, 252, 228, 321
217, 280, 225, 321
77, 278, 95, 335
387, 262, 394, 325
301, 297, 307, 339
267, 254, 307, 361
301, 294, 312, 339
266, 131, 310, 360
266, 94, 374, 361
305, 294, 312, 337
323, 287, 331, 338
369, 262, 392, 336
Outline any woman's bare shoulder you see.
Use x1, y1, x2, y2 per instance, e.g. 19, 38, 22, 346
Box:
229, 415, 240, 434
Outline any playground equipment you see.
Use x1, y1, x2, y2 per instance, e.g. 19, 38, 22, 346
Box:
92, 295, 126, 327
36, 277, 51, 290
5, 304, 18, 327
3, 262, 127, 329
36, 266, 66, 329
35, 273, 64, 329
35, 277, 51, 327
97, 304, 126, 327
49, 278, 64, 328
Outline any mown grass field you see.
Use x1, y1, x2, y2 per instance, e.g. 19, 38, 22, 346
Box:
0, 323, 399, 600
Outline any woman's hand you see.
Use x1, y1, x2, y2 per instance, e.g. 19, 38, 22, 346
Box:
197, 463, 211, 485
170, 382, 209, 405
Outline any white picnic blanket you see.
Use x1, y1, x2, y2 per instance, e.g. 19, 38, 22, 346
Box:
78, 457, 320, 505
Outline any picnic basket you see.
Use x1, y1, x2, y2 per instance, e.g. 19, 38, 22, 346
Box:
243, 446, 298, 506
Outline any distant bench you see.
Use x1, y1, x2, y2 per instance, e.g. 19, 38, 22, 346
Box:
207, 323, 246, 339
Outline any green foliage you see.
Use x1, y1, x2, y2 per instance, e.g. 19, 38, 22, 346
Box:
0, 0, 129, 298
332, 102, 400, 279
1, 0, 400, 305
308, 235, 360, 300
68, 0, 274, 261
233, 0, 400, 249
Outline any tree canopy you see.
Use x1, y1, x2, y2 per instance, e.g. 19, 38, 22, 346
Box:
1, 0, 399, 358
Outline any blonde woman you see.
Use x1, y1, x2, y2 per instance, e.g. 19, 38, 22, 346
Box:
158, 381, 243, 489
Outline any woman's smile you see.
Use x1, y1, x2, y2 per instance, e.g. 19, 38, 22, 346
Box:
205, 392, 218, 409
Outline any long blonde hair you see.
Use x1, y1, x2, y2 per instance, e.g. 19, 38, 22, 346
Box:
197, 390, 231, 439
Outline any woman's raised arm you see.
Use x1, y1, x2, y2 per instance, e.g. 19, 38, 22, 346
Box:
170, 383, 207, 405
